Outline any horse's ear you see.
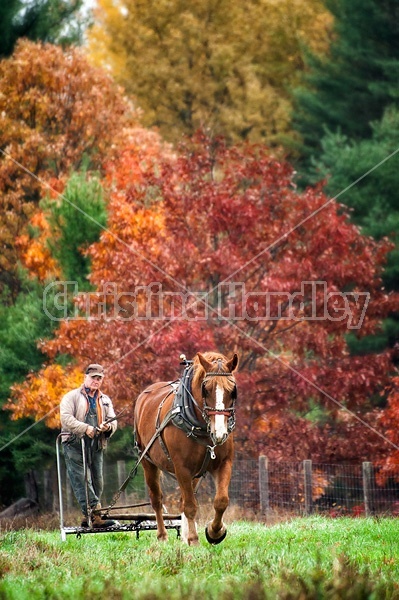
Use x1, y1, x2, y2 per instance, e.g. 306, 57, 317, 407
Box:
197, 352, 213, 373
226, 353, 239, 373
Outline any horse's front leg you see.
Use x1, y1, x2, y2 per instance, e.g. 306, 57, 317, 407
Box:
176, 468, 199, 546
142, 460, 168, 541
205, 458, 232, 545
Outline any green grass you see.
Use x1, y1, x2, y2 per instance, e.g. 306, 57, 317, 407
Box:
1, 517, 399, 599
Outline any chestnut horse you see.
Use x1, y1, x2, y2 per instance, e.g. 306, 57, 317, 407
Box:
134, 351, 238, 546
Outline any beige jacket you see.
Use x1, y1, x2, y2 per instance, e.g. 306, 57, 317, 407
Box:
60, 385, 117, 448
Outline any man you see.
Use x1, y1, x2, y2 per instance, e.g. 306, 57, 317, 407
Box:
60, 363, 117, 528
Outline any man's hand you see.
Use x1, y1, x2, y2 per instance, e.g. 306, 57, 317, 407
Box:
97, 422, 111, 433
86, 425, 96, 439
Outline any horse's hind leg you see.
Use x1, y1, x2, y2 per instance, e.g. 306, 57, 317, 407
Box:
205, 460, 232, 545
142, 460, 168, 541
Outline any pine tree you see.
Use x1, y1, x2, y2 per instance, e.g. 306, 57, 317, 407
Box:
0, 279, 58, 507
310, 107, 399, 355
44, 171, 107, 289
291, 0, 399, 358
292, 0, 399, 173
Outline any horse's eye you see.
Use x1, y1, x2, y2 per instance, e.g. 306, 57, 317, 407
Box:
231, 386, 237, 401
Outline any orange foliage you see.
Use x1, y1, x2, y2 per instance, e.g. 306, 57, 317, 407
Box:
7, 365, 84, 429
17, 212, 61, 281
7, 132, 170, 416
0, 39, 138, 296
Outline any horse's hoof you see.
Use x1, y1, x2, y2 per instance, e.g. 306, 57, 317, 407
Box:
188, 538, 200, 546
205, 523, 227, 545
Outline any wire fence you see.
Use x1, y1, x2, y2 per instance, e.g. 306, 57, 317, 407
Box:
38, 456, 399, 519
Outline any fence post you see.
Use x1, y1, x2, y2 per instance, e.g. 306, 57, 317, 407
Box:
362, 462, 375, 516
117, 460, 127, 503
258, 455, 269, 516
43, 469, 53, 512
303, 460, 313, 515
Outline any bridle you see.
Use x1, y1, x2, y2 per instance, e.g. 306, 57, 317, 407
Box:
201, 363, 237, 444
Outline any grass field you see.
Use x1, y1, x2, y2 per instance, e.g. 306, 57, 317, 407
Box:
1, 516, 399, 599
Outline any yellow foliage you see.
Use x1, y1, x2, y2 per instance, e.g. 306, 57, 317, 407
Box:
8, 365, 84, 429
86, 0, 333, 145
86, 0, 128, 79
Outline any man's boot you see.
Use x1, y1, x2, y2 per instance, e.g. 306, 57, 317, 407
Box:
80, 516, 89, 528
91, 503, 117, 528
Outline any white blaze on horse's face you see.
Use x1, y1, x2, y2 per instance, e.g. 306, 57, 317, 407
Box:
212, 384, 228, 443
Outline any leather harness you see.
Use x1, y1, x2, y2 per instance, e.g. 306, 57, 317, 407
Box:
137, 364, 236, 479
103, 363, 237, 513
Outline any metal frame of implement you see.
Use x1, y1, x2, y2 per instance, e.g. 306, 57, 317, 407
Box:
56, 434, 181, 541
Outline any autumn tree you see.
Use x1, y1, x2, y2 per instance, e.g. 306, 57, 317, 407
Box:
287, 0, 399, 417
9, 133, 398, 465
0, 39, 147, 505
87, 0, 332, 145
0, 39, 137, 301
380, 376, 399, 481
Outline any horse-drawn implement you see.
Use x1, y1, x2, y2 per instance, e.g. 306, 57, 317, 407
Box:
57, 351, 238, 545
56, 435, 181, 541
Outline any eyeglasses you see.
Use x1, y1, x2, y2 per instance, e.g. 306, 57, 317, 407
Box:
89, 375, 103, 381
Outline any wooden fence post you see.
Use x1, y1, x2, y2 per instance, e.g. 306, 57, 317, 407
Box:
43, 469, 53, 512
303, 460, 313, 515
258, 455, 269, 516
117, 460, 127, 503
362, 462, 375, 516
24, 469, 39, 504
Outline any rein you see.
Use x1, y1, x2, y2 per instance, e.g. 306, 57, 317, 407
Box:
101, 394, 179, 515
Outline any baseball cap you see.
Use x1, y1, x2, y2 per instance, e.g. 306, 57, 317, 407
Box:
85, 364, 105, 377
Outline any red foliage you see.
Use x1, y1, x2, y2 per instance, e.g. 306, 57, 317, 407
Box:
9, 132, 399, 464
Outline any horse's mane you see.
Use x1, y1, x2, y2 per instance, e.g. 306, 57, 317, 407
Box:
192, 351, 236, 393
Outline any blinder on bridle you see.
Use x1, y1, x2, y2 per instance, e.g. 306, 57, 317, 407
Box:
201, 369, 237, 439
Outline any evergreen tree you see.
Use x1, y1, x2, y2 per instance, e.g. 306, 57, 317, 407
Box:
310, 106, 399, 354
0, 172, 107, 508
290, 0, 399, 355
292, 0, 399, 174
0, 280, 57, 507
0, 0, 86, 58
44, 171, 107, 289
0, 0, 20, 57
310, 106, 399, 248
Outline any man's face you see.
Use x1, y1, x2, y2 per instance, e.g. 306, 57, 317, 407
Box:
84, 374, 104, 393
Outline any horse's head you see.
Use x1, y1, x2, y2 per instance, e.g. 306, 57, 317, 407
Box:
192, 351, 239, 445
